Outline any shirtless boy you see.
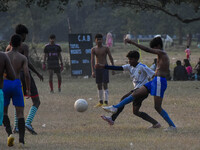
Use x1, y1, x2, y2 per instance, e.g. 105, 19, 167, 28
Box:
91, 34, 114, 107
3, 34, 30, 147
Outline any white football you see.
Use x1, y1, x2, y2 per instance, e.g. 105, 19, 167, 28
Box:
74, 99, 88, 112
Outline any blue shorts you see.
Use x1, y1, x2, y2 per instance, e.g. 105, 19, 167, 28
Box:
0, 89, 3, 126
144, 76, 167, 98
3, 79, 25, 107
95, 68, 109, 84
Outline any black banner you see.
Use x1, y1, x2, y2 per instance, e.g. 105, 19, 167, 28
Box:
68, 34, 93, 76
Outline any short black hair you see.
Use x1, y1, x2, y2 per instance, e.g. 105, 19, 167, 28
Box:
126, 50, 140, 60
150, 37, 163, 49
176, 60, 181, 66
49, 34, 56, 39
95, 34, 103, 39
15, 24, 28, 35
11, 34, 21, 47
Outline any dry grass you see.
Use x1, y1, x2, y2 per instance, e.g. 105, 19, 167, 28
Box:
1, 43, 200, 150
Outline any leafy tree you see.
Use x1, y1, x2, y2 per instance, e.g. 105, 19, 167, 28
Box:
1, 0, 200, 23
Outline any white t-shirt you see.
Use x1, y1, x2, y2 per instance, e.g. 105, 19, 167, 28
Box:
122, 63, 155, 89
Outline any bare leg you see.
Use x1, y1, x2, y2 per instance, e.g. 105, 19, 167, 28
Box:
154, 96, 176, 127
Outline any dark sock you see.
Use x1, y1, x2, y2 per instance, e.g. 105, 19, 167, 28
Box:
49, 81, 53, 91
99, 100, 103, 104
58, 80, 61, 89
111, 106, 124, 121
138, 112, 158, 125
3, 115, 12, 136
18, 118, 25, 144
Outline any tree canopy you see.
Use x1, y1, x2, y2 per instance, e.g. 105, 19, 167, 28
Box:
0, 0, 200, 23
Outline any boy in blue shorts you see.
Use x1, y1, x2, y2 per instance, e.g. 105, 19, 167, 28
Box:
103, 37, 176, 131
3, 34, 30, 147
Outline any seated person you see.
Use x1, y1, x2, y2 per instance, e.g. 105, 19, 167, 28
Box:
173, 60, 188, 81
184, 59, 192, 80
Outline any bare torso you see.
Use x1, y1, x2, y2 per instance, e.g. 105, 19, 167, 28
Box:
92, 46, 109, 65
6, 50, 27, 79
155, 51, 170, 78
6, 43, 29, 57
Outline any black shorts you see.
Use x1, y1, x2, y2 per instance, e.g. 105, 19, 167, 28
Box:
20, 71, 39, 98
121, 89, 148, 107
95, 68, 109, 84
48, 67, 61, 73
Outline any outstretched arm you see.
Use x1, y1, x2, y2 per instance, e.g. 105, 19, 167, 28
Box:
124, 39, 164, 55
95, 64, 123, 71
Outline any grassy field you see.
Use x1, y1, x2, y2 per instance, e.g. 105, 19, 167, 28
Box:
1, 42, 200, 150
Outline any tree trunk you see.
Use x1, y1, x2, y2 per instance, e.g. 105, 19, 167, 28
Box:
178, 23, 183, 45
29, 5, 41, 43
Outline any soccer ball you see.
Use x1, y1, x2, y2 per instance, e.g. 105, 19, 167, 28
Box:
74, 99, 88, 112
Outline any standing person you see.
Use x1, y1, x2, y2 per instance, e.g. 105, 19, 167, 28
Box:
106, 32, 113, 48
103, 37, 176, 131
43, 34, 63, 93
96, 51, 161, 128
91, 34, 115, 107
185, 46, 191, 60
3, 34, 30, 147
6, 24, 43, 135
0, 52, 15, 127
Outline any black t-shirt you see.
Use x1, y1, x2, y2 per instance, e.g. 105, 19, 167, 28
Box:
173, 65, 188, 80
44, 44, 62, 69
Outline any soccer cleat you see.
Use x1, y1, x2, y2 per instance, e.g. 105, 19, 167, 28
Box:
7, 134, 14, 147
163, 126, 177, 132
58, 88, 61, 92
102, 105, 118, 114
148, 123, 161, 129
13, 127, 19, 134
94, 102, 103, 108
25, 124, 37, 135
101, 115, 114, 125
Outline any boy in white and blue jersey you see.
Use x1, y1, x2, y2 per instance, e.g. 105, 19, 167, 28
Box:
97, 51, 161, 128
103, 37, 176, 131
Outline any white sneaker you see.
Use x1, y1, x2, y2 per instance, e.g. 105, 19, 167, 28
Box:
102, 106, 118, 114
164, 126, 177, 132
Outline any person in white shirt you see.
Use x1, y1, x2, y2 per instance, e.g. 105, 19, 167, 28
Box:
95, 50, 161, 128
